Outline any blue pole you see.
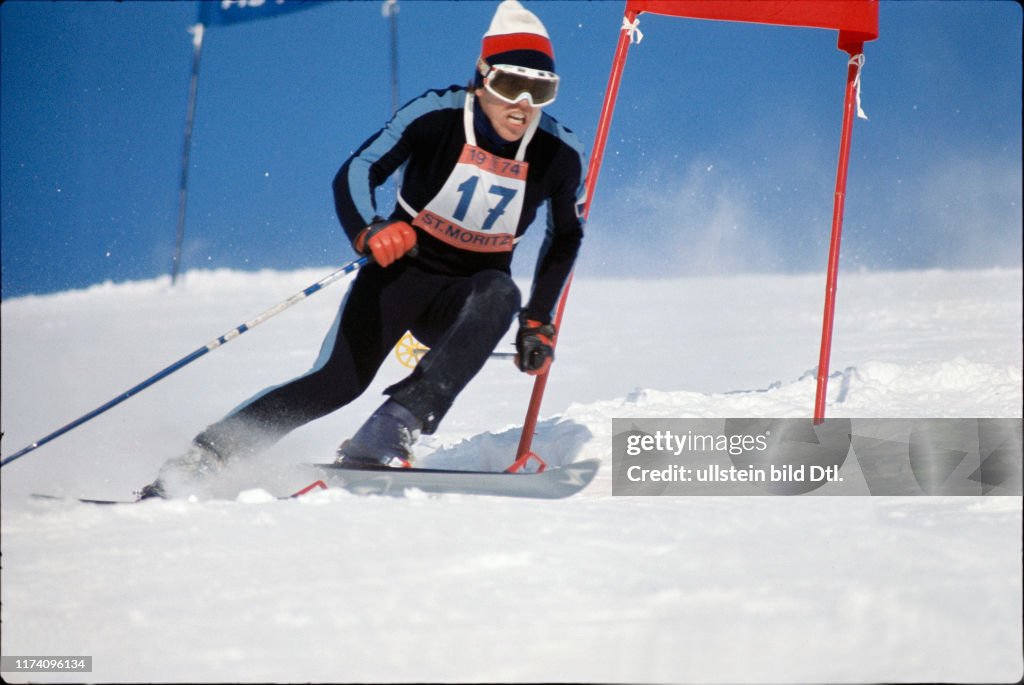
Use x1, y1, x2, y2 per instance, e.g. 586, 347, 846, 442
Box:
1, 257, 370, 468
171, 22, 205, 286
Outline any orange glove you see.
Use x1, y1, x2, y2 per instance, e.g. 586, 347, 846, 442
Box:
355, 220, 417, 268
514, 316, 556, 376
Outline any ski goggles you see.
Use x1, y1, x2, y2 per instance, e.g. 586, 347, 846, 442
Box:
477, 59, 559, 107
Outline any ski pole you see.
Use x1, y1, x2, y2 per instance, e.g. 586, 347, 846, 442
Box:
1, 256, 370, 468
392, 331, 517, 369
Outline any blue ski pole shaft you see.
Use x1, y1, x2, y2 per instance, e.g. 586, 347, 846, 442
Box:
1, 257, 370, 468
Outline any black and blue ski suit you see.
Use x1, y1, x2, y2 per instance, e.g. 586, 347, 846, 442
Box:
194, 85, 585, 458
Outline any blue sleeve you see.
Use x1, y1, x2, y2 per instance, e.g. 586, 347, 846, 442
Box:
332, 87, 465, 246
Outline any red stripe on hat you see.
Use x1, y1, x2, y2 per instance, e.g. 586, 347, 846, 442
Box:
481, 33, 553, 59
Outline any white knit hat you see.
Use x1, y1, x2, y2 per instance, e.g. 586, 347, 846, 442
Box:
480, 0, 555, 73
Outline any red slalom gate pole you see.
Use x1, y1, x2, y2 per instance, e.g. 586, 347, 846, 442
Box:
814, 49, 865, 423
511, 9, 640, 470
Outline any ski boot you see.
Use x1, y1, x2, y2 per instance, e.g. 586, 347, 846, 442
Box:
136, 440, 225, 500
335, 399, 421, 469
136, 481, 167, 501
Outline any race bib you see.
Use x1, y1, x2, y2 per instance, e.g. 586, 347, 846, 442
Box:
412, 144, 528, 253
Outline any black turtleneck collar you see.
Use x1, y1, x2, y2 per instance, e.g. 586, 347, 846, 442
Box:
473, 96, 518, 151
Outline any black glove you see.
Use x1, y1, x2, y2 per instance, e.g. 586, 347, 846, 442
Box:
514, 315, 556, 376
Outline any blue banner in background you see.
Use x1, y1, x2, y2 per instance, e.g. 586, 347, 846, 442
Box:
198, 0, 329, 27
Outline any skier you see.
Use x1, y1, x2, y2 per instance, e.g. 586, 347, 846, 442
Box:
140, 0, 585, 498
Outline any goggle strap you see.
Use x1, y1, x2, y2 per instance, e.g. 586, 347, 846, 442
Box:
516, 110, 540, 161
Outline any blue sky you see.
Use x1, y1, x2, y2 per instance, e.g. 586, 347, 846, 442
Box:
1, 0, 1021, 298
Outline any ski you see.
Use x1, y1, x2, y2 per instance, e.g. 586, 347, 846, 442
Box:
29, 460, 600, 503
31, 493, 137, 505
30, 483, 325, 505
309, 458, 600, 499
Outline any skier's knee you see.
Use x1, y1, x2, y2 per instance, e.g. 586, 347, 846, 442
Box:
472, 270, 521, 322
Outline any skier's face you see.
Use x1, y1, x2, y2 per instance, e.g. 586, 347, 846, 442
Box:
475, 86, 539, 142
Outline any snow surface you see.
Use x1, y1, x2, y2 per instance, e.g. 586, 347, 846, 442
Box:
2, 267, 1022, 683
